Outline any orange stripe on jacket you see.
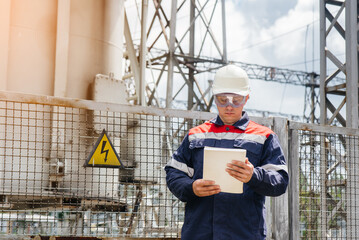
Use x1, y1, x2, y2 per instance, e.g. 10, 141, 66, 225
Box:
188, 120, 274, 138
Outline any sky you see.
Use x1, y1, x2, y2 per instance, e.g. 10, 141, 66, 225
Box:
224, 0, 320, 118
227, 0, 318, 70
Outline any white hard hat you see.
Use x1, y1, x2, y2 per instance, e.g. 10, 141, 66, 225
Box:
212, 64, 250, 96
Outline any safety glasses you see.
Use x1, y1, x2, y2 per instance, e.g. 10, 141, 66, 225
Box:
214, 93, 246, 108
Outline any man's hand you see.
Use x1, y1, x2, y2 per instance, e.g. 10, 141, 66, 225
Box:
226, 158, 254, 183
192, 179, 221, 197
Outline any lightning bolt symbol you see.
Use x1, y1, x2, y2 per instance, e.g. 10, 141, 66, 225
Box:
101, 140, 109, 162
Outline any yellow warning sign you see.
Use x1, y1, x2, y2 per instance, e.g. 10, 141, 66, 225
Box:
84, 129, 124, 168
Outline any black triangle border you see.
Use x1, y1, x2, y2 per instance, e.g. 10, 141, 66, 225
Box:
84, 129, 124, 169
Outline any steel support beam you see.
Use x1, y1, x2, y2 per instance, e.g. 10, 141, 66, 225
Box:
345, 0, 359, 128
345, 2, 359, 239
140, 0, 149, 106
221, 0, 227, 63
166, 0, 177, 109
188, 0, 195, 110
124, 12, 140, 101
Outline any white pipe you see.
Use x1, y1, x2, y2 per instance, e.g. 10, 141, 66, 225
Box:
103, 0, 124, 80
0, 0, 11, 90
54, 0, 71, 97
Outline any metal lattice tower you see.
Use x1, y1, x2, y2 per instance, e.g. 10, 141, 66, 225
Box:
320, 0, 359, 128
319, 0, 359, 238
123, 0, 228, 111
122, 0, 347, 124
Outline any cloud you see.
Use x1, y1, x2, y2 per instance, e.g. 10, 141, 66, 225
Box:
224, 0, 319, 117
227, 0, 319, 70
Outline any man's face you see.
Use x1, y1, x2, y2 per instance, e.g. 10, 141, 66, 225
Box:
215, 93, 248, 125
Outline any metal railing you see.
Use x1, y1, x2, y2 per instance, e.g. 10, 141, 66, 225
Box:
0, 91, 359, 239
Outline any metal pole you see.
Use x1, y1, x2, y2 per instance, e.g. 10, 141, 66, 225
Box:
271, 117, 289, 240
166, 0, 177, 109
347, 136, 359, 239
310, 74, 316, 123
221, 0, 227, 63
319, 2, 328, 232
124, 12, 141, 97
140, 0, 148, 106
319, 0, 327, 126
346, 1, 359, 238
288, 128, 299, 240
345, 0, 358, 129
188, 0, 195, 110
319, 134, 328, 238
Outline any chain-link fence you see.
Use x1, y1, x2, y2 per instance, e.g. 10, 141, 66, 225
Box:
1, 92, 359, 239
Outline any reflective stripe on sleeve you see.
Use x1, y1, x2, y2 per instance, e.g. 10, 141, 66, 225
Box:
261, 163, 288, 173
189, 132, 267, 144
166, 158, 194, 177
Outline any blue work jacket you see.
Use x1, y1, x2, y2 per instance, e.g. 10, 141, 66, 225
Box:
165, 112, 289, 240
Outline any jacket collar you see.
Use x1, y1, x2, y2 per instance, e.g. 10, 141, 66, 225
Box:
210, 111, 249, 131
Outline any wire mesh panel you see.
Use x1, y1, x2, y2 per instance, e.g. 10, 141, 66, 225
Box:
0, 93, 210, 238
297, 127, 359, 239
4, 92, 359, 239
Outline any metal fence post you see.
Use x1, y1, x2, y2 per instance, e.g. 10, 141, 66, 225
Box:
347, 137, 359, 238
271, 117, 289, 240
288, 127, 299, 239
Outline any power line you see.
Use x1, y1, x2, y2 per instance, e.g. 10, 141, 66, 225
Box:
279, 51, 345, 69
229, 19, 319, 53
278, 58, 320, 68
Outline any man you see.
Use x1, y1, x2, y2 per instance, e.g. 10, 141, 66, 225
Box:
165, 64, 289, 240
